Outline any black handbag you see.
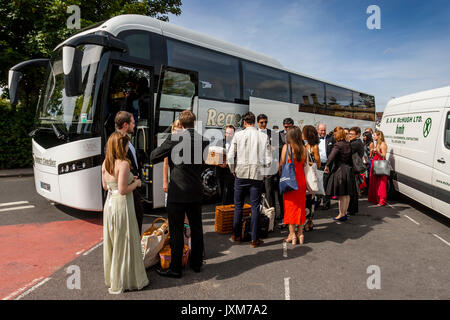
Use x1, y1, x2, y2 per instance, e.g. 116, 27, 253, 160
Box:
352, 152, 366, 174
259, 214, 270, 239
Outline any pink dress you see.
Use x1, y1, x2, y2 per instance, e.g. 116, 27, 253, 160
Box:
368, 153, 387, 205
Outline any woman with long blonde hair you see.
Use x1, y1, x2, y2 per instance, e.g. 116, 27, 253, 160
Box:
102, 132, 149, 294
279, 126, 308, 245
368, 130, 388, 206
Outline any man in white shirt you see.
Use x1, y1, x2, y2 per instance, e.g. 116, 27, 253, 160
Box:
227, 112, 272, 248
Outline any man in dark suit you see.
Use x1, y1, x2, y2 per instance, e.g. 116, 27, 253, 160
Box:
216, 125, 235, 205
275, 118, 294, 223
150, 110, 208, 278
257, 114, 282, 219
317, 123, 335, 210
115, 111, 144, 234
279, 117, 294, 148
348, 127, 365, 215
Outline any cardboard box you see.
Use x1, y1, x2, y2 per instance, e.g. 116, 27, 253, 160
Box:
205, 146, 226, 166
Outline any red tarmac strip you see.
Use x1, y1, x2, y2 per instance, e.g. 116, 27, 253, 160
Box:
0, 219, 102, 299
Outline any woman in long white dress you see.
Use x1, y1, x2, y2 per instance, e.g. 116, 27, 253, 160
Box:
102, 132, 149, 294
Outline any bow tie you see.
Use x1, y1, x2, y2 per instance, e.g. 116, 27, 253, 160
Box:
320, 136, 325, 140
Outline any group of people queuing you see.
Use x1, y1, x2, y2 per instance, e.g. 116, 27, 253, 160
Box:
100, 109, 389, 294
217, 114, 389, 247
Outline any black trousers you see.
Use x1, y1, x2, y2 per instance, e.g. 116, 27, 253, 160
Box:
167, 202, 204, 273
264, 174, 284, 220
217, 167, 235, 205
348, 174, 360, 214
133, 190, 144, 235
318, 163, 331, 208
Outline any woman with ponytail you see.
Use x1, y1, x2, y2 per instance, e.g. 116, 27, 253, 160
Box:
279, 126, 308, 245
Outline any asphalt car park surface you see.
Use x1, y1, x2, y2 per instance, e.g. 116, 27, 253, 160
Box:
1, 175, 449, 300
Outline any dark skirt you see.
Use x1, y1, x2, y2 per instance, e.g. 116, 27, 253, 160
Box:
326, 164, 356, 196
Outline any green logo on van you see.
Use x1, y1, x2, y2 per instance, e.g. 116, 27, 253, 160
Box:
423, 118, 432, 137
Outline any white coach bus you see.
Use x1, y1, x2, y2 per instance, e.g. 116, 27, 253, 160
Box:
380, 86, 450, 218
9, 15, 375, 211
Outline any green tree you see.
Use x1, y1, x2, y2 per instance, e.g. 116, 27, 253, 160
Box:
0, 0, 182, 90
0, 0, 182, 168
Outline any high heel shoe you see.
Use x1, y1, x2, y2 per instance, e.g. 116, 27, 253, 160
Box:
297, 233, 304, 245
285, 234, 296, 243
333, 215, 348, 222
292, 236, 297, 245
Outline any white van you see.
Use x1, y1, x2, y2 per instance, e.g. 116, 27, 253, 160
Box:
380, 86, 450, 219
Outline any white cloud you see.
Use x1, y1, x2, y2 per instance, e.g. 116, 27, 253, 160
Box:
170, 1, 450, 111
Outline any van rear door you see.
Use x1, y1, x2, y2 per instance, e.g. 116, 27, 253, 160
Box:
431, 109, 450, 218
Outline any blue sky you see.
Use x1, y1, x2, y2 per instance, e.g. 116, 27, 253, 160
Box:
169, 0, 450, 111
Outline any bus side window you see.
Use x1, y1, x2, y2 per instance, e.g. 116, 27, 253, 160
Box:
121, 31, 151, 61
242, 61, 289, 102
167, 39, 239, 102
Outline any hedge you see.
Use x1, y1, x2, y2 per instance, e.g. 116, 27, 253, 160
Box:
0, 99, 35, 169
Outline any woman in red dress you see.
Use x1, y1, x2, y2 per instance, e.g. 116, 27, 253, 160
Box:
279, 126, 307, 245
368, 131, 388, 206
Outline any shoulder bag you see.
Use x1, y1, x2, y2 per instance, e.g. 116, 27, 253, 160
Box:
304, 149, 322, 194
352, 152, 366, 174
373, 156, 391, 176
279, 145, 298, 193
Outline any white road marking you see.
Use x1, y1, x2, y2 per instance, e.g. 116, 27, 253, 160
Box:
404, 215, 420, 225
0, 205, 35, 213
2, 277, 44, 300
14, 277, 52, 300
0, 201, 29, 207
284, 277, 290, 300
283, 242, 287, 258
432, 234, 450, 247
83, 242, 103, 256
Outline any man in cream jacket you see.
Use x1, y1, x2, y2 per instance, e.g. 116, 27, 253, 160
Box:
227, 112, 272, 248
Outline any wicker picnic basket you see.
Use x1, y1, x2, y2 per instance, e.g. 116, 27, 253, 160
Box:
214, 204, 251, 234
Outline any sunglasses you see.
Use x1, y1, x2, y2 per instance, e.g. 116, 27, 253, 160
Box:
259, 121, 267, 124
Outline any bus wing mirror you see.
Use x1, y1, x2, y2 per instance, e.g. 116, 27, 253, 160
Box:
8, 58, 50, 105
8, 70, 23, 106
63, 46, 83, 97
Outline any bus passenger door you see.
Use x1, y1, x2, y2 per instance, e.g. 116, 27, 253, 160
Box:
153, 66, 199, 208
105, 64, 153, 202
431, 109, 450, 218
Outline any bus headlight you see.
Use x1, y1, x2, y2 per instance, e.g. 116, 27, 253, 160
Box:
58, 155, 102, 175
